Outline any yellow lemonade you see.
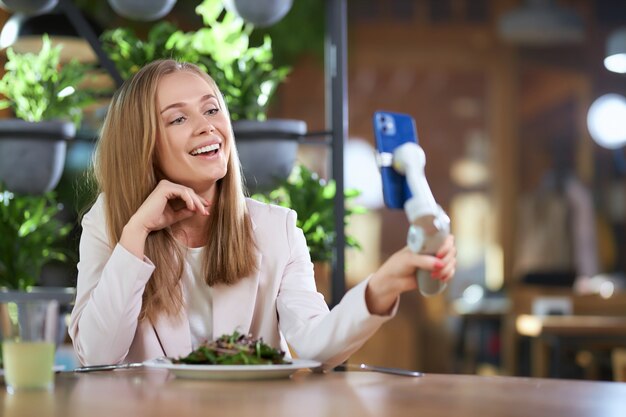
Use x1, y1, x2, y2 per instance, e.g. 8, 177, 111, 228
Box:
2, 341, 55, 392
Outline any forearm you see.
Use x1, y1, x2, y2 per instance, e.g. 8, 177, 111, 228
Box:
279, 278, 397, 369
70, 244, 154, 365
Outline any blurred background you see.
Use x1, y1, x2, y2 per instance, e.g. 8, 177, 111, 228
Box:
1, 0, 626, 381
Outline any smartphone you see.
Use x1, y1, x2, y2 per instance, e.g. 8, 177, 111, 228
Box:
373, 111, 418, 209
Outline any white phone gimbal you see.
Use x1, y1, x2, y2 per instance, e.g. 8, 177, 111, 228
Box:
380, 142, 450, 296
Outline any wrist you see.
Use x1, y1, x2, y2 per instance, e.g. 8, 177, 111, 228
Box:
365, 273, 399, 316
119, 218, 150, 259
124, 215, 150, 238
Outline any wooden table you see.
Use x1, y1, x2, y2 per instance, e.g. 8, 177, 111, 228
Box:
2, 368, 626, 417
516, 315, 626, 378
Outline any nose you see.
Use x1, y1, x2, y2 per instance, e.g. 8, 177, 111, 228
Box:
194, 114, 215, 136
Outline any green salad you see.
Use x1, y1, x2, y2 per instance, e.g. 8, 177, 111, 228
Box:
174, 332, 290, 365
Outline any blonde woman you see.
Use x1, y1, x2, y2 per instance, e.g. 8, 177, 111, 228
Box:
69, 59, 456, 367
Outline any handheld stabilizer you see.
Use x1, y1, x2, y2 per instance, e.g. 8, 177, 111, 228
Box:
374, 110, 450, 297
390, 143, 450, 296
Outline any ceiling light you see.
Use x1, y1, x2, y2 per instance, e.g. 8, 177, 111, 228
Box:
605, 28, 626, 74
587, 94, 626, 149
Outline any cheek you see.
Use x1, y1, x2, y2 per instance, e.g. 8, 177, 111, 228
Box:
224, 142, 232, 160
153, 140, 165, 167
154, 134, 182, 173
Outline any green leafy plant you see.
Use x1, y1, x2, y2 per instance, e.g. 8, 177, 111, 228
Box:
0, 187, 73, 290
101, 0, 289, 121
0, 34, 95, 127
252, 165, 365, 263
100, 22, 186, 80
174, 331, 288, 365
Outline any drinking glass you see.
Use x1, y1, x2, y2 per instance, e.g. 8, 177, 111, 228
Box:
0, 297, 59, 393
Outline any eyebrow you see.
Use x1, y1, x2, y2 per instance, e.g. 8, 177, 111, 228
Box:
160, 94, 216, 114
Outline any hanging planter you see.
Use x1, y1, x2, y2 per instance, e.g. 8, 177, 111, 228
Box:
222, 0, 293, 27
234, 119, 305, 193
0, 35, 95, 194
0, 119, 75, 194
0, 0, 58, 15
107, 0, 177, 21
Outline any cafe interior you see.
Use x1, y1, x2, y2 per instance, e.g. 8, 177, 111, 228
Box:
1, 0, 626, 405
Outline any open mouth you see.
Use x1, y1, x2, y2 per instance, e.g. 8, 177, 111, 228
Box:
190, 143, 220, 157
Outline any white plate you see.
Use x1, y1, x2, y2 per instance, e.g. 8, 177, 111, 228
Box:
143, 358, 321, 380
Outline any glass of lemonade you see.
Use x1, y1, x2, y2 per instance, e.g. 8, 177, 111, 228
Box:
1, 297, 59, 393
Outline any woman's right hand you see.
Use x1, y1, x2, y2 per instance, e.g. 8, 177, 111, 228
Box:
119, 180, 210, 258
130, 180, 209, 234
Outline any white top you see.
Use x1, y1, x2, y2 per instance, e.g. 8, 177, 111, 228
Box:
182, 246, 213, 349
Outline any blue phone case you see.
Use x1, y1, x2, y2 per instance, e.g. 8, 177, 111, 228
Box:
373, 111, 418, 209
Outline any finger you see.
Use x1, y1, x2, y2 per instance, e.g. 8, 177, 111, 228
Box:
187, 191, 208, 215
436, 235, 455, 258
163, 184, 196, 212
437, 246, 456, 266
431, 250, 455, 278
181, 188, 198, 212
176, 187, 203, 214
440, 267, 456, 283
170, 207, 195, 224
435, 236, 456, 264
437, 259, 457, 282
405, 251, 440, 272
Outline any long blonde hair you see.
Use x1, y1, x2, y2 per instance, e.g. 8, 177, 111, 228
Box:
92, 59, 257, 322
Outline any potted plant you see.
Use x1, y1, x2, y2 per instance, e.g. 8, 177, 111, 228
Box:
0, 187, 73, 291
100, 0, 303, 193
251, 164, 366, 299
0, 34, 95, 195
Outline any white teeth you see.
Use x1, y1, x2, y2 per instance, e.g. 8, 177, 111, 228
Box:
190, 143, 220, 156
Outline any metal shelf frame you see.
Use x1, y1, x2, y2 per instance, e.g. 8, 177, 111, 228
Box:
324, 0, 348, 307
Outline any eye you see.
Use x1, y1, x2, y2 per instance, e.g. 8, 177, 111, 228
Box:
205, 108, 219, 116
169, 116, 186, 125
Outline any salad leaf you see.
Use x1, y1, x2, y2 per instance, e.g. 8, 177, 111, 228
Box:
174, 331, 290, 365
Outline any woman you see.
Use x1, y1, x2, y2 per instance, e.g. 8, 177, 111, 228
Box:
69, 59, 456, 368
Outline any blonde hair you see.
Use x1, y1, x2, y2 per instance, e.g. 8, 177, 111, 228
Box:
92, 59, 257, 322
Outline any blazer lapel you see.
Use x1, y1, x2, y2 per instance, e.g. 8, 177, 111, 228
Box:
211, 252, 262, 338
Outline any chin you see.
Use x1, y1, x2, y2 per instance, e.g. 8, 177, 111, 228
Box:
205, 169, 227, 183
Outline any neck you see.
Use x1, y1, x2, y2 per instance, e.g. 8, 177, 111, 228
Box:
173, 212, 211, 248
173, 186, 217, 248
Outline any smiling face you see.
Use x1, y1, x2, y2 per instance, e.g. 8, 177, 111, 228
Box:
155, 71, 232, 196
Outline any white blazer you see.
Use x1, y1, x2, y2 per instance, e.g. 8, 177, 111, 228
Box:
69, 195, 395, 367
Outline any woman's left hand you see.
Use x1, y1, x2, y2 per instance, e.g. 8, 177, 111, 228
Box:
365, 235, 456, 315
